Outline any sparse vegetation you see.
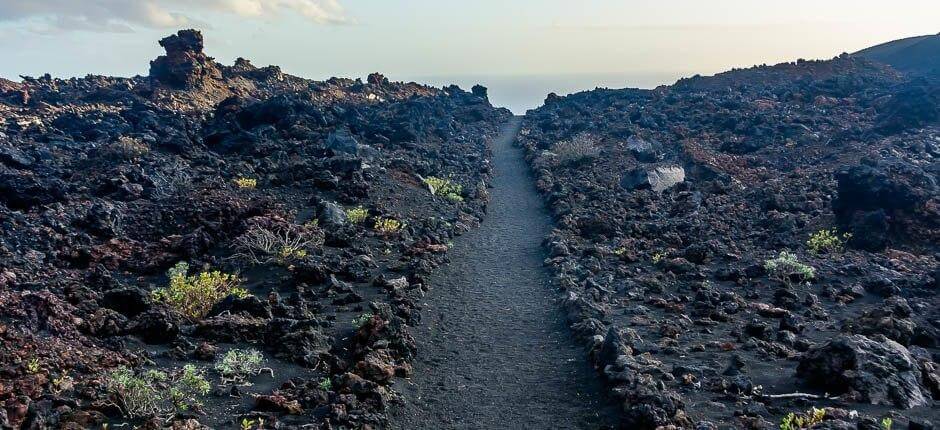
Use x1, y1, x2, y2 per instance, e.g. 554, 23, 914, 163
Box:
374, 217, 404, 235
346, 206, 369, 224
215, 349, 265, 384
318, 378, 332, 391
806, 228, 852, 254
25, 357, 40, 374
352, 312, 374, 329
764, 250, 816, 287
152, 262, 248, 320
107, 367, 167, 418
150, 160, 193, 200
234, 177, 258, 189
779, 407, 826, 430
424, 176, 464, 202
168, 364, 211, 412
651, 251, 667, 264
234, 225, 323, 265
552, 134, 601, 166
104, 136, 150, 160
882, 417, 893, 430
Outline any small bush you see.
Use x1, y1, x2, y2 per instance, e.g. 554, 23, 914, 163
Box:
552, 134, 601, 166
424, 176, 464, 203
806, 228, 851, 254
107, 365, 210, 418
352, 312, 374, 329
215, 349, 265, 384
234, 177, 257, 189
346, 206, 369, 224
153, 262, 248, 320
318, 378, 332, 391
150, 160, 193, 200
169, 365, 211, 412
764, 251, 815, 287
374, 218, 404, 235
234, 225, 323, 265
104, 136, 150, 160
882, 417, 893, 430
780, 407, 825, 430
25, 357, 40, 374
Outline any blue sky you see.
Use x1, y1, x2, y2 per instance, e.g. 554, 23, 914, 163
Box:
1, 1, 938, 111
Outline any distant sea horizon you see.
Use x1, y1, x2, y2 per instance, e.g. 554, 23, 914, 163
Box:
402, 72, 690, 114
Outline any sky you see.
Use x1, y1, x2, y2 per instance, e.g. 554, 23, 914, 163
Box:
1, 0, 938, 112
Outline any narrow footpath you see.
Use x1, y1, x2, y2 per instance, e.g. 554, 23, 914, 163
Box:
390, 117, 618, 429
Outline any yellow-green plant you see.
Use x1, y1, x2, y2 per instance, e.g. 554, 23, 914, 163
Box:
215, 349, 265, 385
107, 367, 167, 417
881, 418, 893, 430
234, 177, 257, 189
25, 357, 40, 374
168, 365, 211, 412
651, 251, 667, 264
780, 407, 825, 430
353, 312, 374, 329
807, 228, 852, 254
152, 262, 248, 320
346, 206, 369, 224
374, 218, 403, 235
424, 176, 464, 203
318, 378, 332, 391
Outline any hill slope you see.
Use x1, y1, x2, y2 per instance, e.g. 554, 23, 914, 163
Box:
855, 33, 940, 76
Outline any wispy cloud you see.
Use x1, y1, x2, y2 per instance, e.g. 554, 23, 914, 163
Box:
0, 0, 349, 33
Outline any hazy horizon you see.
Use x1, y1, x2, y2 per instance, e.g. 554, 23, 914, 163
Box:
1, 1, 938, 112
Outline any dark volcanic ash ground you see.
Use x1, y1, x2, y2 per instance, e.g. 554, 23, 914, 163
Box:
0, 29, 511, 429
519, 56, 939, 428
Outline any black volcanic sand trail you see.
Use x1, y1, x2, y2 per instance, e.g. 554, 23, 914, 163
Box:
390, 117, 618, 429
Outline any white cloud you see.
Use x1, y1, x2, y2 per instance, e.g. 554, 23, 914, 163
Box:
0, 0, 349, 32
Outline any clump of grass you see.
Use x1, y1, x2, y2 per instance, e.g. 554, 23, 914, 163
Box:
780, 407, 825, 430
346, 206, 369, 224
806, 228, 852, 254
374, 218, 404, 235
234, 177, 258, 189
234, 225, 323, 265
552, 134, 601, 166
215, 349, 265, 385
424, 176, 464, 203
764, 251, 815, 287
152, 262, 248, 320
352, 312, 374, 329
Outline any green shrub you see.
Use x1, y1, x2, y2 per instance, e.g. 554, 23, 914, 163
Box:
234, 177, 257, 189
806, 228, 852, 254
346, 206, 369, 224
107, 365, 211, 417
780, 407, 825, 430
764, 251, 815, 287
318, 378, 332, 391
352, 312, 374, 329
152, 262, 249, 320
424, 176, 464, 202
215, 349, 265, 384
374, 218, 404, 235
169, 365, 211, 412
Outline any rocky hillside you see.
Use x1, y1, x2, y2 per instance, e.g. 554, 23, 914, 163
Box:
0, 29, 511, 429
855, 33, 940, 78
520, 54, 939, 428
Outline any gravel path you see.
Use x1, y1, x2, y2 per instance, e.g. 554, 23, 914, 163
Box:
389, 117, 618, 429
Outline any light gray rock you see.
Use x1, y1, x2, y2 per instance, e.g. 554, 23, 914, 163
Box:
620, 165, 685, 192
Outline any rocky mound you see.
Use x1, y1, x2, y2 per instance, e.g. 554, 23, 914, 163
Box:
520, 54, 939, 428
0, 30, 511, 429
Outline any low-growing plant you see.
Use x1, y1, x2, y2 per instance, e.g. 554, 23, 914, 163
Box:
651, 251, 667, 264
552, 134, 601, 166
374, 218, 404, 235
150, 160, 193, 200
25, 357, 40, 374
318, 378, 332, 391
215, 349, 265, 384
352, 312, 374, 329
346, 206, 369, 224
240, 418, 266, 430
107, 367, 168, 418
806, 228, 852, 254
764, 251, 816, 287
105, 136, 150, 160
169, 365, 211, 412
234, 177, 258, 189
51, 374, 74, 394
152, 262, 249, 320
881, 417, 893, 430
234, 225, 323, 265
424, 176, 464, 203
780, 407, 826, 430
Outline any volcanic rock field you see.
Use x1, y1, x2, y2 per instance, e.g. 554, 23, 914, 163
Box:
0, 29, 938, 430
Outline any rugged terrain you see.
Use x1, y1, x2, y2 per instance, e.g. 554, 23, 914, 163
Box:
0, 29, 511, 429
519, 54, 939, 428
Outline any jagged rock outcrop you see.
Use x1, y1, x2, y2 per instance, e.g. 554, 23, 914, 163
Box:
149, 29, 222, 89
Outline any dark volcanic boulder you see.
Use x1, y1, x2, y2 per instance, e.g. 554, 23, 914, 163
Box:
875, 79, 940, 134
796, 334, 929, 408
149, 29, 222, 89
